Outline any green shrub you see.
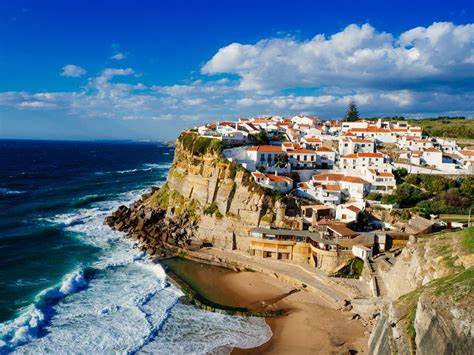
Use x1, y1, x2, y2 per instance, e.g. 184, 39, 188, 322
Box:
366, 192, 382, 201
381, 194, 397, 204
203, 202, 219, 216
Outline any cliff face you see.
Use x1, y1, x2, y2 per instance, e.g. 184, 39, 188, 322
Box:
369, 228, 474, 355
105, 132, 298, 255
155, 132, 298, 251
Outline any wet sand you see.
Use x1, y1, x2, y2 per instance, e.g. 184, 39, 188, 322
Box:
160, 257, 367, 354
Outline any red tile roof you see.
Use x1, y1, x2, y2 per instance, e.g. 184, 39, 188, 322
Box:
246, 145, 283, 152
341, 176, 370, 184
313, 173, 345, 182
316, 146, 335, 152
347, 205, 361, 213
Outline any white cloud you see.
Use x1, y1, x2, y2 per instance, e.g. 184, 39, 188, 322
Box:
202, 22, 474, 91
2, 22, 474, 134
61, 64, 86, 78
111, 52, 126, 60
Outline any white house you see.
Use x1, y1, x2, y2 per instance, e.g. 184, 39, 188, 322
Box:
336, 204, 362, 223
338, 138, 375, 155
352, 245, 373, 259
339, 176, 371, 200
316, 146, 336, 169
422, 148, 443, 167
340, 152, 385, 170
251, 172, 293, 193
365, 169, 396, 194
397, 136, 434, 151
341, 121, 369, 132
435, 138, 458, 153
311, 173, 370, 202
245, 145, 288, 172
287, 148, 318, 169
301, 137, 323, 149
348, 127, 397, 143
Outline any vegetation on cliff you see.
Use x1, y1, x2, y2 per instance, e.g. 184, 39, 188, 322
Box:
178, 131, 223, 155
380, 174, 474, 215
372, 228, 474, 354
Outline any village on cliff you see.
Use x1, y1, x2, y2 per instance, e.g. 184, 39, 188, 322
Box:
192, 112, 474, 271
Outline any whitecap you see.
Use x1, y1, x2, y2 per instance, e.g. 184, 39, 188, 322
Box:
0, 188, 24, 196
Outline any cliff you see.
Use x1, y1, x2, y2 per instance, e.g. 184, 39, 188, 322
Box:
105, 132, 298, 254
369, 228, 474, 355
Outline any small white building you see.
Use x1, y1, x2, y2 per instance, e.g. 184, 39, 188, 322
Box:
287, 148, 317, 169
336, 204, 362, 223
251, 172, 293, 193
365, 169, 396, 194
422, 148, 443, 167
340, 152, 385, 170
352, 245, 373, 259
338, 138, 375, 155
244, 145, 287, 172
316, 146, 336, 169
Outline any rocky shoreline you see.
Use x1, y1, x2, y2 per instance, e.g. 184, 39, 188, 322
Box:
104, 187, 194, 257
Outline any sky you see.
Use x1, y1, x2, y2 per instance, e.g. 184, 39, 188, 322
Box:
0, 0, 473, 141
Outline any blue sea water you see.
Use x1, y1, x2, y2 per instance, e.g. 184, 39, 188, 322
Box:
0, 140, 270, 354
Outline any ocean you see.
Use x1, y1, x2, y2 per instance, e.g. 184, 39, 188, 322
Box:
0, 140, 270, 354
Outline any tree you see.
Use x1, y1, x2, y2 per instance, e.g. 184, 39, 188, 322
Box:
274, 153, 289, 168
345, 101, 360, 122
254, 131, 269, 145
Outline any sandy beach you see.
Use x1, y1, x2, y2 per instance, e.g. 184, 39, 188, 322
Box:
161, 258, 368, 354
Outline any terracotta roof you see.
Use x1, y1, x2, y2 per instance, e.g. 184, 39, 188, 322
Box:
246, 145, 283, 152
298, 182, 310, 189
347, 205, 361, 213
349, 127, 390, 133
342, 153, 358, 158
351, 139, 373, 143
288, 148, 316, 154
323, 185, 341, 191
304, 137, 322, 143
316, 146, 335, 152
267, 174, 293, 183
423, 148, 441, 153
252, 172, 265, 178
358, 152, 384, 158
341, 176, 370, 184
327, 224, 359, 237
313, 173, 345, 182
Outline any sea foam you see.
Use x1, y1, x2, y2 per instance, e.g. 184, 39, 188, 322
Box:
1, 175, 271, 354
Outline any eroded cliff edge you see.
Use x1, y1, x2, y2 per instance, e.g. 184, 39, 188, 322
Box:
105, 132, 298, 255
369, 228, 473, 355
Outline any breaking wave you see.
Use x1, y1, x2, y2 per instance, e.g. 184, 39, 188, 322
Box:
0, 163, 270, 354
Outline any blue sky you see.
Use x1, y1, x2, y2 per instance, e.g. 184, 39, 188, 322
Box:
1, 0, 473, 141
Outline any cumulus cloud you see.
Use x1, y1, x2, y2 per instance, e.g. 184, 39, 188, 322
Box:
1, 22, 474, 132
202, 22, 474, 91
60, 64, 86, 78
111, 52, 126, 60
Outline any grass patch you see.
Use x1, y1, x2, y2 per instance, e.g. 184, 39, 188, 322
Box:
178, 131, 223, 156
331, 258, 364, 279
462, 228, 474, 254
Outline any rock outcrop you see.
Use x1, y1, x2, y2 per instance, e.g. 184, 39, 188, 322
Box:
105, 132, 297, 255
368, 228, 474, 355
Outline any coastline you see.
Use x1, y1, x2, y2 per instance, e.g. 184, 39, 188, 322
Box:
159, 256, 368, 354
